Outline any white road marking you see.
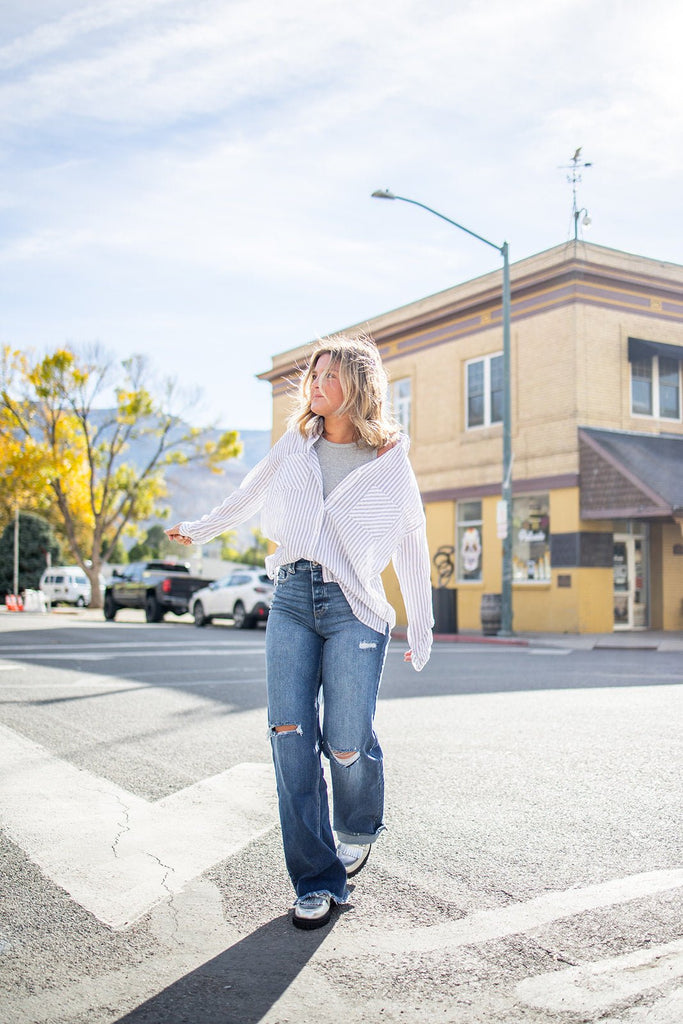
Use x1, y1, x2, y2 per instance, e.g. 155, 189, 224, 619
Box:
0, 678, 266, 690
516, 937, 683, 1015
0, 723, 278, 930
529, 648, 572, 655
1, 647, 262, 661
340, 868, 683, 957
0, 641, 265, 653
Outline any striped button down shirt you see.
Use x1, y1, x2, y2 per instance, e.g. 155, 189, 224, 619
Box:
179, 420, 434, 670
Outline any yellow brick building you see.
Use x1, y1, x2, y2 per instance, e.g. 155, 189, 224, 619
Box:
259, 240, 683, 635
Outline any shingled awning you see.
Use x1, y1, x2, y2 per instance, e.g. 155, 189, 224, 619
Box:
579, 427, 683, 520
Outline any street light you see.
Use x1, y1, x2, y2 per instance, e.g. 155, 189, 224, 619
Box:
371, 188, 513, 635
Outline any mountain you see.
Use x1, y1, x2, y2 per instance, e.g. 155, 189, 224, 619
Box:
162, 428, 271, 534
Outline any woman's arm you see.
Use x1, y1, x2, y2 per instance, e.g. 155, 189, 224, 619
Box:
165, 442, 282, 546
392, 524, 434, 671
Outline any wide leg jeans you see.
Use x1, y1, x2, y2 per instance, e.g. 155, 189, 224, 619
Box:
266, 560, 389, 904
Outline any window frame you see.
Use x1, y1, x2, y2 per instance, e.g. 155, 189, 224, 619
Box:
391, 376, 412, 436
630, 354, 681, 421
512, 494, 551, 584
465, 352, 503, 430
456, 500, 483, 583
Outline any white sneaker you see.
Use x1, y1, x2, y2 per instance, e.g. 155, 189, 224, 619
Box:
337, 841, 371, 877
292, 893, 332, 929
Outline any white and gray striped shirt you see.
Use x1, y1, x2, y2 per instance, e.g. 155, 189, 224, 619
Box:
178, 419, 434, 670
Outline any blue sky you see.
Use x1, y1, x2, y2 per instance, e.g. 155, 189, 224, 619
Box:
1, 0, 681, 431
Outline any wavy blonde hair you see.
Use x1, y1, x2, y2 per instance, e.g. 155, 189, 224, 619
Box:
289, 333, 400, 449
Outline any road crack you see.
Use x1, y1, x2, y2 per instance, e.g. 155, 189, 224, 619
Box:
111, 795, 131, 859
146, 852, 181, 945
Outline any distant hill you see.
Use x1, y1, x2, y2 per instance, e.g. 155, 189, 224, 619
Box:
162, 429, 271, 536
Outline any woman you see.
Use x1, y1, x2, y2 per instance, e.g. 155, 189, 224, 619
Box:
166, 334, 433, 929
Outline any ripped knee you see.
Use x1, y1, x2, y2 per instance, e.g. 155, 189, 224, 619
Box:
269, 723, 303, 737
330, 748, 360, 767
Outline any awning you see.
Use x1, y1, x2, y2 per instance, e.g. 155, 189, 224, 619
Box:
628, 337, 683, 362
579, 427, 683, 520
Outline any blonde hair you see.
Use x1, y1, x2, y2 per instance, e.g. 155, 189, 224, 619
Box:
289, 333, 400, 449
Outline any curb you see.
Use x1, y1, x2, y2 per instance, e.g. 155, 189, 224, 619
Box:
391, 629, 529, 648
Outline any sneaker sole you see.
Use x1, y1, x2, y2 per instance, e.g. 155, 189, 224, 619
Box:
292, 905, 332, 930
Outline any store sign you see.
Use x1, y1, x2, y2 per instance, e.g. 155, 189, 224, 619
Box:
496, 500, 508, 540
517, 528, 547, 543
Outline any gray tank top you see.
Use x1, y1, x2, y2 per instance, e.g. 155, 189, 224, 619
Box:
314, 436, 377, 498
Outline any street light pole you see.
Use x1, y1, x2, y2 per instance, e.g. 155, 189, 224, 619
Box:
371, 188, 513, 634
13, 501, 19, 599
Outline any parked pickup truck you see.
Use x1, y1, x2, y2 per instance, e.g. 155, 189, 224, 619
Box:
103, 561, 213, 623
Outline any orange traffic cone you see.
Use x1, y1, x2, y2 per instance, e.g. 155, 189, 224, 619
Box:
5, 594, 17, 611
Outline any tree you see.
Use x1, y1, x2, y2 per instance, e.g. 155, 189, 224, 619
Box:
219, 530, 241, 562
1, 346, 242, 607
239, 528, 270, 566
219, 527, 269, 566
102, 538, 128, 565
126, 524, 177, 562
0, 512, 63, 596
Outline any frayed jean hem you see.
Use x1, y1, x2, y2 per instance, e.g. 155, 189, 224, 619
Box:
294, 888, 349, 907
335, 823, 386, 846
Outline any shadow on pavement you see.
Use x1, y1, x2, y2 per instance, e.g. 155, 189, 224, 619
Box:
114, 912, 333, 1024
1, 622, 681, 721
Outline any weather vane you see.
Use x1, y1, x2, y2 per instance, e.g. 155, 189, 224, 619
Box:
560, 147, 593, 240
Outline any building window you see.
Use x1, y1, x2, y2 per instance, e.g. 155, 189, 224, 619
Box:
466, 353, 503, 428
512, 495, 551, 582
659, 357, 681, 419
391, 377, 412, 435
457, 501, 483, 581
631, 355, 681, 419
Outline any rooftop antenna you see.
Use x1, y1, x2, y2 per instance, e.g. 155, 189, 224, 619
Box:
560, 147, 592, 240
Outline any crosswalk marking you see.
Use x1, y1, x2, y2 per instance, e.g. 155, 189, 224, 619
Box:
338, 868, 683, 958
0, 723, 278, 930
516, 937, 683, 1015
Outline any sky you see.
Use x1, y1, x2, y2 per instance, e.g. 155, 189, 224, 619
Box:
1, 0, 682, 432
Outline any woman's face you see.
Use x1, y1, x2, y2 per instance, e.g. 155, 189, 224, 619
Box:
310, 354, 345, 418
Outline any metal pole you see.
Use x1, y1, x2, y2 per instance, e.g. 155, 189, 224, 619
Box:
13, 502, 19, 597
372, 188, 514, 635
500, 243, 513, 635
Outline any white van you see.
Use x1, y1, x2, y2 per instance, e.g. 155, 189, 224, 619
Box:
40, 566, 92, 607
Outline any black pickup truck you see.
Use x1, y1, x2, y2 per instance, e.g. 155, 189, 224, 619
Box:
103, 561, 213, 623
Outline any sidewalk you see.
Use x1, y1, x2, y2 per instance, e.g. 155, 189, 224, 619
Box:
388, 621, 683, 652
427, 628, 683, 652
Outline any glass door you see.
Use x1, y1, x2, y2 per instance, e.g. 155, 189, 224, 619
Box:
613, 534, 648, 630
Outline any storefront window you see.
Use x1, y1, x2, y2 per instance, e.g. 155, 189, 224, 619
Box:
457, 501, 483, 581
512, 495, 551, 582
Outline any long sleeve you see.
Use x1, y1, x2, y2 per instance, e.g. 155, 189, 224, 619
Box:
178, 445, 280, 545
392, 524, 434, 671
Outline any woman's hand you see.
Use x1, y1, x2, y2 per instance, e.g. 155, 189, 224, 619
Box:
404, 649, 412, 663
165, 525, 193, 547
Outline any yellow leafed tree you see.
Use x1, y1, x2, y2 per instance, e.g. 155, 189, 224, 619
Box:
1, 345, 242, 607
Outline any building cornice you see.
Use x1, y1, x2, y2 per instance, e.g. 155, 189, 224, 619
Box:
259, 241, 683, 384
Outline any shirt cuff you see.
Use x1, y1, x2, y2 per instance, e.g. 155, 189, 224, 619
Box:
407, 628, 433, 672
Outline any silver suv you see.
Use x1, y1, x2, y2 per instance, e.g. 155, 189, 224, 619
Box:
189, 568, 274, 629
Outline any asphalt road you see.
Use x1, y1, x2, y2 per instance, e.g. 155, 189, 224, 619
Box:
1, 611, 682, 1024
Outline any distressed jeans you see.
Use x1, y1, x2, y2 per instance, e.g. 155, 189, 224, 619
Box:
266, 560, 390, 904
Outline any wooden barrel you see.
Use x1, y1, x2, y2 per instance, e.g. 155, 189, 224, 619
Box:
480, 593, 502, 636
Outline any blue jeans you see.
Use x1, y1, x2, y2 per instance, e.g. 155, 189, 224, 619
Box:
266, 560, 390, 904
